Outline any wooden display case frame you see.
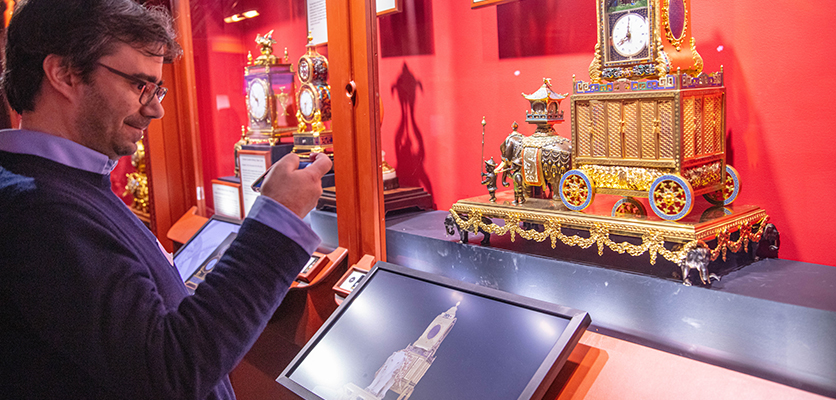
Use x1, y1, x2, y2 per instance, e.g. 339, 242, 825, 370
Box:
158, 0, 387, 272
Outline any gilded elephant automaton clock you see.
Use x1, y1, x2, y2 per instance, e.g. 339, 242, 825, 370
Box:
447, 0, 776, 286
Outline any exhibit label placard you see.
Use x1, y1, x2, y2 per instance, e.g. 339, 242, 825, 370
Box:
306, 0, 328, 45
211, 179, 243, 219
238, 150, 271, 217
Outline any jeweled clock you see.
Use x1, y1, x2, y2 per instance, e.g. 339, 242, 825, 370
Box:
589, 0, 703, 82
293, 33, 333, 158
243, 30, 297, 145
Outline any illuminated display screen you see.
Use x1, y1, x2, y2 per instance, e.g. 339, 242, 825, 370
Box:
172, 217, 241, 282
279, 262, 590, 400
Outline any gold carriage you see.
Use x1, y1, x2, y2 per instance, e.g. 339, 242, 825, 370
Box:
559, 70, 741, 221
447, 71, 772, 285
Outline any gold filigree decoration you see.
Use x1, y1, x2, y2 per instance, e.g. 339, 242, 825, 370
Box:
662, 0, 689, 51
311, 110, 326, 135
277, 88, 290, 116
682, 161, 721, 190
449, 209, 770, 267
579, 164, 665, 191
690, 37, 703, 76
655, 26, 671, 77
709, 217, 771, 262
589, 42, 602, 83
520, 135, 567, 148
296, 110, 307, 133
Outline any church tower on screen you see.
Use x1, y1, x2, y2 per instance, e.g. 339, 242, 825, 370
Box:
337, 302, 460, 400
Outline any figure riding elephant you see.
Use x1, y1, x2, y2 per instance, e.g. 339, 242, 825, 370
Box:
498, 131, 572, 201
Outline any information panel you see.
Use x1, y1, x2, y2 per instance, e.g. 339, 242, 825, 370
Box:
238, 150, 270, 217
278, 262, 591, 400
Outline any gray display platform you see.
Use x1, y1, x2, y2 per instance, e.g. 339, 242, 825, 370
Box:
308, 209, 836, 397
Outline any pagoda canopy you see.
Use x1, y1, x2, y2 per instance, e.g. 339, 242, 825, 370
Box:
522, 78, 567, 127
522, 78, 568, 104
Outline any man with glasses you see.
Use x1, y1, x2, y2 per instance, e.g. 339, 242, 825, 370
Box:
0, 1, 331, 399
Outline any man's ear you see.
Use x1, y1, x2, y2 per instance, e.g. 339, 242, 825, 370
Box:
41, 54, 84, 101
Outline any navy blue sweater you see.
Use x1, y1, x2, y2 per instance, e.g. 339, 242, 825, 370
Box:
0, 151, 309, 399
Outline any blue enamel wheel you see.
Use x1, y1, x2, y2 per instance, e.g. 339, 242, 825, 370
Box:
611, 197, 647, 217
559, 169, 595, 211
649, 174, 694, 221
704, 165, 741, 206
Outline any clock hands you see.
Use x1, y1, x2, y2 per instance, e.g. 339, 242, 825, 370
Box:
616, 13, 635, 48
618, 33, 631, 46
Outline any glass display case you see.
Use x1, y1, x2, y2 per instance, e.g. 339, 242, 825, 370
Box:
153, 0, 835, 398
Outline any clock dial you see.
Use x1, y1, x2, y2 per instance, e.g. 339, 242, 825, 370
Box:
612, 13, 649, 57
299, 87, 315, 120
247, 79, 269, 121
298, 59, 311, 83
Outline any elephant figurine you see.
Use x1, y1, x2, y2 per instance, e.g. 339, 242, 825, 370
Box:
754, 223, 780, 260
678, 242, 720, 286
497, 126, 572, 202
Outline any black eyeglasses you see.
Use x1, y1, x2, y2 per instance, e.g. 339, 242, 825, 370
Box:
96, 62, 167, 106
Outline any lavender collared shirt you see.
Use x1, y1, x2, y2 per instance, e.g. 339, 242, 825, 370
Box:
0, 129, 320, 255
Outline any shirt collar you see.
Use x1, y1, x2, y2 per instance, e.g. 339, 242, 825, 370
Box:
0, 129, 119, 174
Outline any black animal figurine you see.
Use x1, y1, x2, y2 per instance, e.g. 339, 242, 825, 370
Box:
678, 241, 720, 286
444, 215, 491, 246
754, 223, 780, 260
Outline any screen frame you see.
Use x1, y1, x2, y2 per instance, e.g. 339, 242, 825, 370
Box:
277, 261, 591, 400
172, 214, 243, 282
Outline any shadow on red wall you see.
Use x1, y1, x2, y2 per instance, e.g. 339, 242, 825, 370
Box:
391, 62, 433, 198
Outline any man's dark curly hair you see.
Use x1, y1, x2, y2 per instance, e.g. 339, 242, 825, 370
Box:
1, 0, 183, 114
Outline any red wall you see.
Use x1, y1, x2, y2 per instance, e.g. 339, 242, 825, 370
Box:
191, 0, 835, 266
375, 0, 835, 266
188, 0, 310, 210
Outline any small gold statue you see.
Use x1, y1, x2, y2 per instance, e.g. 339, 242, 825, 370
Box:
311, 110, 326, 135
277, 87, 290, 116
296, 110, 307, 133
253, 30, 278, 66
124, 140, 149, 213
382, 151, 399, 190
233, 126, 249, 178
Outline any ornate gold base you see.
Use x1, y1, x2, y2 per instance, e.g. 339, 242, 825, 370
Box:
293, 129, 334, 156
449, 191, 769, 267
246, 127, 297, 145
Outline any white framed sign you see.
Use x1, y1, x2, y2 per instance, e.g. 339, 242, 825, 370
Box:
471, 0, 519, 9
211, 179, 243, 219
237, 150, 271, 217
377, 0, 402, 16
306, 0, 328, 45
